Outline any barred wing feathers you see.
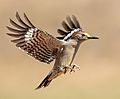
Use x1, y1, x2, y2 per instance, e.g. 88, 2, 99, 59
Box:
57, 15, 81, 39
7, 12, 62, 64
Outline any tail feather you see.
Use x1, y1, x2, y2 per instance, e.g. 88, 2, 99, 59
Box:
35, 72, 53, 89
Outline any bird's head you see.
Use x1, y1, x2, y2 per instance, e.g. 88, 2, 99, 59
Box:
57, 15, 99, 42
63, 28, 99, 42
72, 30, 99, 42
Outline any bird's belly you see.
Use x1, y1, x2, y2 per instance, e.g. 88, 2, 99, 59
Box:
60, 46, 75, 66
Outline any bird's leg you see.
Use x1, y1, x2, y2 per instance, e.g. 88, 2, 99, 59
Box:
70, 64, 80, 73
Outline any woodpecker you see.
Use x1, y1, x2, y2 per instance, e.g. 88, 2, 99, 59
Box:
7, 12, 99, 89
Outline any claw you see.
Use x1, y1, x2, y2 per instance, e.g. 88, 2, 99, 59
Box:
63, 66, 71, 74
69, 64, 80, 73
62, 64, 80, 74
70, 68, 75, 73
72, 64, 80, 70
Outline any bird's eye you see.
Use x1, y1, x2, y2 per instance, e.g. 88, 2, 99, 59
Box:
82, 34, 85, 36
81, 34, 88, 39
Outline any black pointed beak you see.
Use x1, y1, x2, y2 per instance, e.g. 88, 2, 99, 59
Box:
88, 37, 99, 39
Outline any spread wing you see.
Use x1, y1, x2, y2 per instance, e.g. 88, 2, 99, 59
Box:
7, 12, 63, 64
57, 15, 82, 40
57, 15, 82, 65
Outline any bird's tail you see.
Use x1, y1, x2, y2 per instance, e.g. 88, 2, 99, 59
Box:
35, 71, 54, 89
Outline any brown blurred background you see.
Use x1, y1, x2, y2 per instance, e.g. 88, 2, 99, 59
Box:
0, 0, 120, 99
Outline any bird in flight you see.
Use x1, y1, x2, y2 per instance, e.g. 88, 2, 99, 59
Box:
7, 12, 99, 89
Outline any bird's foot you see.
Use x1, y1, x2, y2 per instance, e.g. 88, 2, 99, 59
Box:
63, 65, 75, 74
63, 64, 80, 74
70, 64, 80, 73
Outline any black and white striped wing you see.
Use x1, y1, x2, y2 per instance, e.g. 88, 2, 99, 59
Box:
57, 15, 82, 40
7, 12, 62, 64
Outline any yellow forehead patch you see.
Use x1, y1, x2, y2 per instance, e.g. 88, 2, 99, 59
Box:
83, 32, 91, 37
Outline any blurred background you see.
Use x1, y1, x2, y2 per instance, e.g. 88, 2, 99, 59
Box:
0, 0, 120, 99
